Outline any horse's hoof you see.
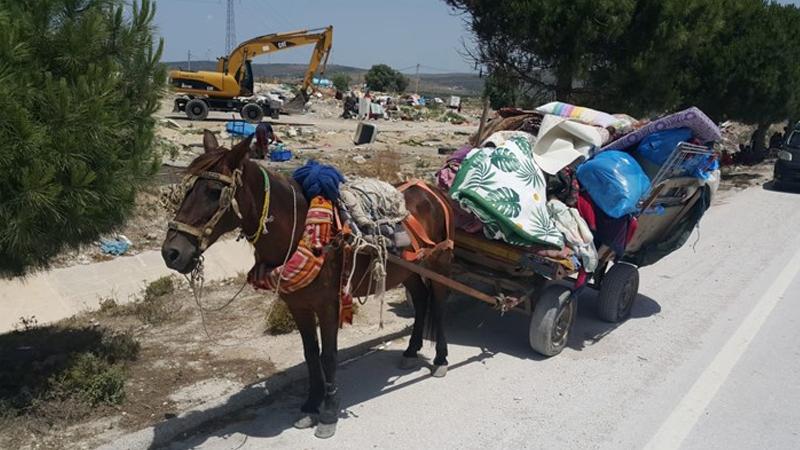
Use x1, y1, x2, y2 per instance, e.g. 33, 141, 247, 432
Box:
315, 422, 337, 439
431, 364, 448, 378
293, 415, 318, 429
399, 356, 418, 370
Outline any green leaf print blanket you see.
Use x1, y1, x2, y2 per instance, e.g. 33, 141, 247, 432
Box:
450, 137, 565, 248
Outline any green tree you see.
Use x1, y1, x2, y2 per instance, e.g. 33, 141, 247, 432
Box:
0, 0, 166, 275
596, 0, 800, 150
446, 0, 636, 103
331, 73, 351, 92
364, 64, 409, 92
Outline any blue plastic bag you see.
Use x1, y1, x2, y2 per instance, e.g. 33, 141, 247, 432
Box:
577, 150, 651, 219
636, 127, 693, 166
270, 144, 293, 162
226, 120, 257, 137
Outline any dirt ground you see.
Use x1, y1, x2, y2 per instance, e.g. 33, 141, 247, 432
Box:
0, 275, 413, 449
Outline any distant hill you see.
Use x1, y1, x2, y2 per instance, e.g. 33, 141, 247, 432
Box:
164, 61, 483, 96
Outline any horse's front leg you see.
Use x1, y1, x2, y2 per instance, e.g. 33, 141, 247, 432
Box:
400, 274, 429, 369
286, 301, 325, 428
314, 296, 341, 439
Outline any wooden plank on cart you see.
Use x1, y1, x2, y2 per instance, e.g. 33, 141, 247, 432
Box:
387, 254, 501, 307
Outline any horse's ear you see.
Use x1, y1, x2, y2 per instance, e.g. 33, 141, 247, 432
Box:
202, 130, 219, 153
226, 134, 253, 167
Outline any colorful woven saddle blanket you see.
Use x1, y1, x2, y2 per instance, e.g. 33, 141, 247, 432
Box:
248, 196, 334, 295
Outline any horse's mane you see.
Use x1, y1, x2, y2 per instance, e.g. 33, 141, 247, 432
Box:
185, 149, 228, 175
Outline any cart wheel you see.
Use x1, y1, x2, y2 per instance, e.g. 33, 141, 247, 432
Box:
185, 99, 209, 121
529, 285, 575, 357
597, 262, 639, 323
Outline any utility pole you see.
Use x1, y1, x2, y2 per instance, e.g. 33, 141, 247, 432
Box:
414, 63, 420, 95
187, 50, 192, 71
225, 0, 236, 55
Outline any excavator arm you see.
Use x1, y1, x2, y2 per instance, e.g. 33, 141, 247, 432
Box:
221, 26, 333, 93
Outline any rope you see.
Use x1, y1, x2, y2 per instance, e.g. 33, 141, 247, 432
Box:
247, 166, 271, 245
343, 233, 389, 328
184, 175, 298, 345
264, 183, 299, 325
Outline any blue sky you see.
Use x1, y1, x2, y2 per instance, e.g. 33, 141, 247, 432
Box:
153, 0, 477, 74
153, 0, 800, 74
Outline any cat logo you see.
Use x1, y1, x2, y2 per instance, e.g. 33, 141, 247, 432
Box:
275, 41, 288, 49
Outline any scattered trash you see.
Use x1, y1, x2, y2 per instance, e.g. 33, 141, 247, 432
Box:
354, 122, 378, 145
99, 235, 132, 256
352, 155, 367, 165
161, 118, 183, 130
285, 127, 299, 138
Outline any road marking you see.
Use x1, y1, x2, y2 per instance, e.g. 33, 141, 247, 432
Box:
645, 248, 800, 450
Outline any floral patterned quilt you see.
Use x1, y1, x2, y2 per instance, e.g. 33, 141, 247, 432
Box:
450, 137, 564, 248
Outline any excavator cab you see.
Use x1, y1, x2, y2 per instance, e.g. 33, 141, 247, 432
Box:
239, 60, 255, 97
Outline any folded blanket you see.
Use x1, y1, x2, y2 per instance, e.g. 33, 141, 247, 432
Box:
450, 137, 564, 248
536, 101, 621, 129
601, 106, 721, 152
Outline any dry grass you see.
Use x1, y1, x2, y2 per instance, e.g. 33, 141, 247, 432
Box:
359, 149, 403, 182
98, 276, 179, 325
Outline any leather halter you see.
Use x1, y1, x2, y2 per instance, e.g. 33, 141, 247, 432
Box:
168, 168, 248, 252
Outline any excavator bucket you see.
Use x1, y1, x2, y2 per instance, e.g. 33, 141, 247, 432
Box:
283, 90, 310, 114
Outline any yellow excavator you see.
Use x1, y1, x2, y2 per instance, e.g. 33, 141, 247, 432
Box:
169, 26, 333, 122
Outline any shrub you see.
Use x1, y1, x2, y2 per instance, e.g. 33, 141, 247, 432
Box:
364, 64, 409, 93
0, 0, 166, 275
331, 73, 351, 92
53, 353, 126, 405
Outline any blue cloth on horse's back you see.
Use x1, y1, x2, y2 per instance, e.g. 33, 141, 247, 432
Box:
292, 160, 346, 202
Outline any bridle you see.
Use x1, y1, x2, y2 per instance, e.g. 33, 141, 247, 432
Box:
168, 165, 272, 252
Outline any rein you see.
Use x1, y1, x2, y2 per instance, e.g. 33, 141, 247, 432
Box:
171, 161, 300, 342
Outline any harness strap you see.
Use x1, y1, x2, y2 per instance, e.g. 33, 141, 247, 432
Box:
169, 168, 245, 252
397, 179, 454, 261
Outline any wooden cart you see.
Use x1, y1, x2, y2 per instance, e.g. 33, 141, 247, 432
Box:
389, 171, 713, 357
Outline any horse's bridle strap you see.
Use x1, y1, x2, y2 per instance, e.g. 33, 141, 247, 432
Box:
168, 221, 204, 238
169, 168, 243, 251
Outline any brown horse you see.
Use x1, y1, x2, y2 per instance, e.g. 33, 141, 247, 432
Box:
161, 131, 453, 438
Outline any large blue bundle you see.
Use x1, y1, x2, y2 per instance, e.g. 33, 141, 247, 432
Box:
292, 160, 346, 202
636, 127, 693, 166
577, 150, 651, 219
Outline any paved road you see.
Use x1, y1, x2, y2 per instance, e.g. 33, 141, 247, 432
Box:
162, 185, 800, 450
0, 239, 252, 333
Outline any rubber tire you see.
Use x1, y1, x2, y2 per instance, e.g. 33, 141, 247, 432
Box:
241, 103, 264, 123
184, 98, 209, 121
529, 285, 576, 357
597, 262, 639, 323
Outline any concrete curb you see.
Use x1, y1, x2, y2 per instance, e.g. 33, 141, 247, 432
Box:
99, 326, 412, 450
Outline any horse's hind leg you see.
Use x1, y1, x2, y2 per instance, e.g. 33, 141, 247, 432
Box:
286, 302, 324, 428
314, 294, 342, 439
429, 280, 450, 377
400, 274, 429, 369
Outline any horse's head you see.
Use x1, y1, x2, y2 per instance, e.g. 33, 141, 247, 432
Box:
161, 130, 252, 273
